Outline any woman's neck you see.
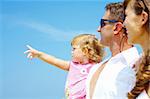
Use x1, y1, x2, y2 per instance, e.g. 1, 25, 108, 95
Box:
137, 30, 149, 53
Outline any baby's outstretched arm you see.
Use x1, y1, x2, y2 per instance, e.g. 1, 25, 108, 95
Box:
24, 45, 70, 71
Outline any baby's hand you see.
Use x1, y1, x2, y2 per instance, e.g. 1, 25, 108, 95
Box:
24, 45, 41, 60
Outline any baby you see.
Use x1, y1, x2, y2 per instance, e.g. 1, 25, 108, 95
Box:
24, 34, 104, 99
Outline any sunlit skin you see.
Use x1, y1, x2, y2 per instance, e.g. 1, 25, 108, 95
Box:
24, 45, 70, 70
98, 10, 131, 56
97, 10, 114, 47
71, 45, 89, 64
124, 0, 149, 53
24, 44, 90, 70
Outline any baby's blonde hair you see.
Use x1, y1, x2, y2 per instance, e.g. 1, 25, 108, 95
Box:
71, 34, 104, 63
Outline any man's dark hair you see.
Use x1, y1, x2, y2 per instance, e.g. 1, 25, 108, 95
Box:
105, 2, 125, 22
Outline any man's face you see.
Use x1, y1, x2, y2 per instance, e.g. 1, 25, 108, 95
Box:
97, 10, 114, 46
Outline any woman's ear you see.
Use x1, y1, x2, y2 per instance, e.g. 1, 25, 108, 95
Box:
113, 22, 123, 35
141, 11, 148, 25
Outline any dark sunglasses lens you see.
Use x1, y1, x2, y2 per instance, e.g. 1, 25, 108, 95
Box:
100, 19, 105, 27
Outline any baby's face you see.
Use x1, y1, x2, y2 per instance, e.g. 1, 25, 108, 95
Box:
71, 45, 89, 64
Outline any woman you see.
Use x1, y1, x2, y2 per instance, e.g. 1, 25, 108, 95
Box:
123, 0, 150, 98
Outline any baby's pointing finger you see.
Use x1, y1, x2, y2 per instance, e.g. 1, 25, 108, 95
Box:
24, 50, 30, 54
26, 45, 33, 50
27, 53, 32, 58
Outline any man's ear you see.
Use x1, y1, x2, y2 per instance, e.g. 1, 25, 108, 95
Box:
141, 11, 148, 25
113, 22, 123, 35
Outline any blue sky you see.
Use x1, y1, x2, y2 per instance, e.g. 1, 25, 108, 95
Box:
1, 0, 142, 99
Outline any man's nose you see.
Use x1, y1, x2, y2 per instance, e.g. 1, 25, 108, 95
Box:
97, 26, 101, 32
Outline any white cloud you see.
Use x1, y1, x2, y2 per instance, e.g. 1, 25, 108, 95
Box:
19, 20, 98, 41
2, 14, 100, 41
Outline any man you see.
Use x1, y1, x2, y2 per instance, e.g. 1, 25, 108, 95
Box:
86, 2, 140, 99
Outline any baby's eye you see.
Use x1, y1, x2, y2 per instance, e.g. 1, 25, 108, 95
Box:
72, 48, 76, 51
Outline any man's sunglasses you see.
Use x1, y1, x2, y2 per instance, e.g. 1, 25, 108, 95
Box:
100, 19, 118, 27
